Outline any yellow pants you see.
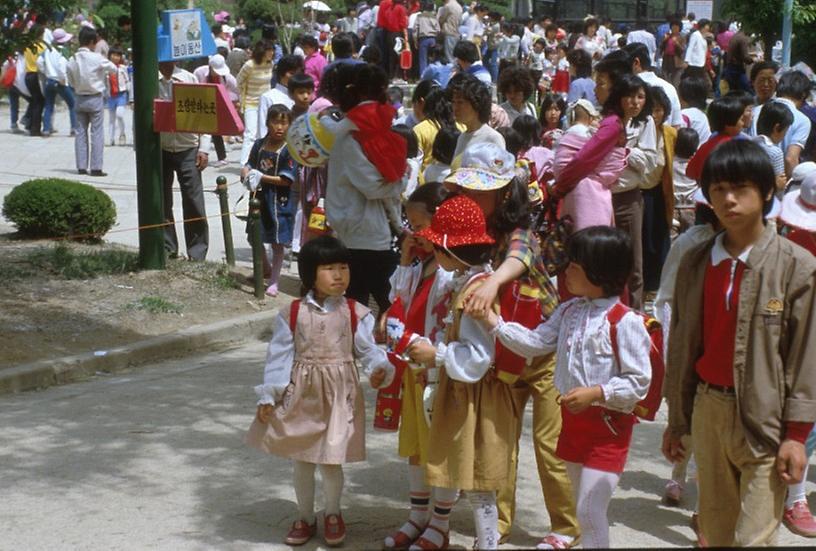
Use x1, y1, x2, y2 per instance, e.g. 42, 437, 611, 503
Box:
496, 354, 580, 539
692, 384, 785, 546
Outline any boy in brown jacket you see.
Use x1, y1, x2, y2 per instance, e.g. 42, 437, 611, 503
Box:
662, 139, 816, 546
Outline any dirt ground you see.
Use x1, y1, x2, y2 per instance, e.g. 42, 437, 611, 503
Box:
0, 233, 292, 369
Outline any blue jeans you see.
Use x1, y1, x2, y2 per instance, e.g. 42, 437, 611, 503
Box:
418, 36, 436, 76
485, 48, 499, 83
43, 78, 77, 133
8, 86, 32, 130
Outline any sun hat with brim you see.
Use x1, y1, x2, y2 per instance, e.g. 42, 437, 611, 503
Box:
780, 172, 816, 231
445, 142, 516, 191
52, 28, 73, 44
414, 195, 495, 249
693, 188, 782, 219
208, 54, 230, 76
788, 161, 816, 188
214, 10, 231, 23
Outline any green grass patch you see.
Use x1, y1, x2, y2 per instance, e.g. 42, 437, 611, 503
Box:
27, 244, 139, 279
126, 296, 183, 315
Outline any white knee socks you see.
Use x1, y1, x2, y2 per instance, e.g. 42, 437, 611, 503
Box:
292, 461, 344, 521
293, 460, 317, 524
319, 464, 344, 516
566, 462, 621, 548
468, 491, 499, 550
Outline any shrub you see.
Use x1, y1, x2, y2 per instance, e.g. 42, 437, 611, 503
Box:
2, 178, 117, 240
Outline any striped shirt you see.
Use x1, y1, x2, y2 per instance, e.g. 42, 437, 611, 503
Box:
236, 59, 272, 111
494, 296, 651, 413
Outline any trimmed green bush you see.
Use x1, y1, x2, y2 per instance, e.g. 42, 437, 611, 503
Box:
2, 178, 117, 240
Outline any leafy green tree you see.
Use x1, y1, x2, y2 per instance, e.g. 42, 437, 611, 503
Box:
721, 0, 816, 62
0, 0, 81, 58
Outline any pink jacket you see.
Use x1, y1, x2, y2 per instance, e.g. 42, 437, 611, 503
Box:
553, 131, 628, 231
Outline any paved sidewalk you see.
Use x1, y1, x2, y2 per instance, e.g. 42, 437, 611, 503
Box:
0, 342, 812, 549
0, 102, 250, 266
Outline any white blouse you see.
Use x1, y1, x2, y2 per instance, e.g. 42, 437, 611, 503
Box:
254, 292, 394, 405
432, 266, 497, 384
493, 296, 652, 413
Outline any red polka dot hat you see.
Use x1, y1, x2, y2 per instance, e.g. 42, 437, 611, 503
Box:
414, 195, 495, 249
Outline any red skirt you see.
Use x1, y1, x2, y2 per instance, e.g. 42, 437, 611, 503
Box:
556, 405, 636, 473
552, 70, 570, 94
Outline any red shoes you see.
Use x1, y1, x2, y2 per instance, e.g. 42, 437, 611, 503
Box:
783, 500, 816, 538
285, 519, 317, 546
324, 513, 347, 547
384, 519, 425, 549
411, 525, 450, 550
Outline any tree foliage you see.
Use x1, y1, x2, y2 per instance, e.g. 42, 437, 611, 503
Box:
721, 0, 816, 63
0, 0, 81, 58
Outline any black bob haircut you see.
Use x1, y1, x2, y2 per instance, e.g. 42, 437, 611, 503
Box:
332, 32, 356, 58
567, 48, 593, 78
649, 85, 672, 121
700, 140, 776, 217
497, 127, 525, 156
453, 40, 480, 64
431, 126, 460, 165
446, 73, 492, 124
512, 114, 542, 148
328, 63, 388, 112
275, 54, 304, 81
287, 72, 315, 94
265, 103, 293, 124
433, 243, 494, 266
777, 70, 813, 102
392, 124, 419, 158
674, 127, 700, 159
406, 181, 450, 215
602, 73, 652, 124
706, 95, 746, 132
678, 75, 709, 110
756, 100, 794, 136
297, 235, 352, 295
567, 226, 634, 297
595, 50, 633, 84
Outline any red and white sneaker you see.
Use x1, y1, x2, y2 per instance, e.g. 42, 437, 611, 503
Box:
784, 500, 816, 538
324, 513, 346, 547
284, 519, 317, 546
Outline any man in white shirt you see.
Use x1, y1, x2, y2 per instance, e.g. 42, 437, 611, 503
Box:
626, 20, 657, 65
158, 61, 213, 261
624, 42, 682, 127
683, 19, 710, 80
66, 26, 115, 177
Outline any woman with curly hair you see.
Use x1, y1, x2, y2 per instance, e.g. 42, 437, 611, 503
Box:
447, 73, 506, 165
498, 65, 537, 124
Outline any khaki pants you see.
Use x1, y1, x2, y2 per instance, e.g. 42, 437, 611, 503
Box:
497, 355, 580, 539
691, 384, 785, 546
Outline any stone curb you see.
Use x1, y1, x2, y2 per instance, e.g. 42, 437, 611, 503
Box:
0, 308, 279, 396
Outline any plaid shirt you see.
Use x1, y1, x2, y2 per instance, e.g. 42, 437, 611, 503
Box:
501, 228, 560, 319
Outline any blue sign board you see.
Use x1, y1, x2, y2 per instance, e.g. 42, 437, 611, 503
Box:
157, 9, 217, 62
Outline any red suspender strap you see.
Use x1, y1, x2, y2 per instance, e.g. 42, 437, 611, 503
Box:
606, 302, 628, 362
289, 299, 301, 334
346, 298, 358, 336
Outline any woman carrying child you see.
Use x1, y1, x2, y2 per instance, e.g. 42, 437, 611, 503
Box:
246, 236, 394, 547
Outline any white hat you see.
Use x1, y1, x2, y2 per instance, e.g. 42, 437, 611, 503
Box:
693, 188, 782, 219
780, 172, 816, 231
789, 161, 816, 186
445, 142, 517, 191
208, 54, 230, 76
52, 28, 73, 44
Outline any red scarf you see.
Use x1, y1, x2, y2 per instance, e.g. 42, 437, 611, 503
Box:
109, 70, 119, 95
345, 102, 407, 183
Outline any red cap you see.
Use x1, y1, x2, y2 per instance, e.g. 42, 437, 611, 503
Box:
414, 195, 495, 249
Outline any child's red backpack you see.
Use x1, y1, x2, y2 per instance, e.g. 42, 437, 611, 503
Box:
607, 303, 665, 421
470, 274, 543, 385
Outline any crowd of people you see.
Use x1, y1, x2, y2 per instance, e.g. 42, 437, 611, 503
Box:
4, 4, 816, 550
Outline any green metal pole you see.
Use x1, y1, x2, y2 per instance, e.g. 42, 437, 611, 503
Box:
132, 1, 165, 270
250, 196, 265, 299
215, 176, 236, 266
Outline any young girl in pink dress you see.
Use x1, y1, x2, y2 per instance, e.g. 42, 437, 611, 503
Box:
246, 235, 394, 548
